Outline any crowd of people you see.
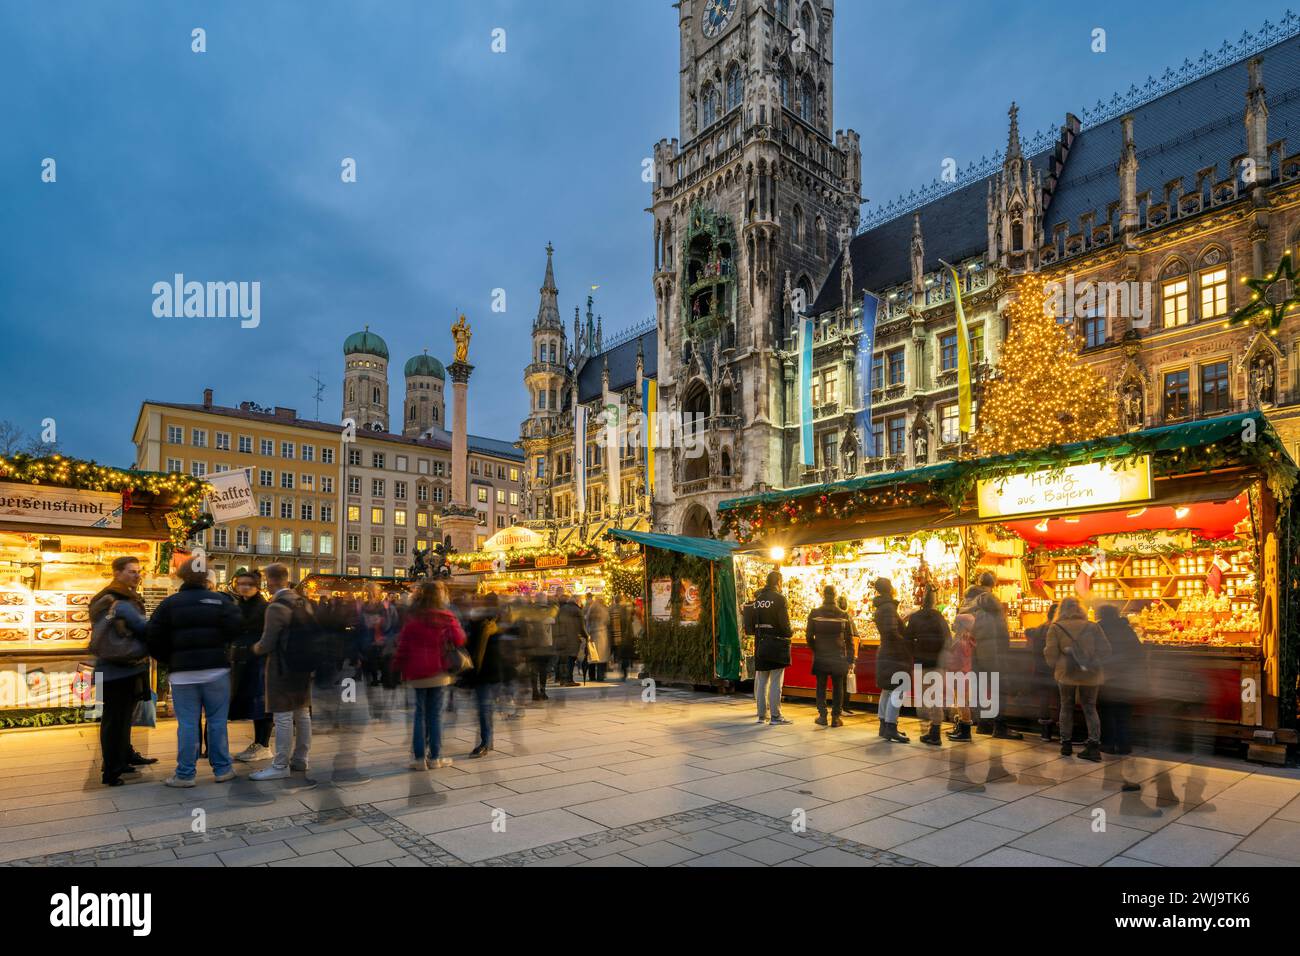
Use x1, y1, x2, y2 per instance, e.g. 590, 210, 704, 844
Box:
744, 568, 1161, 770
87, 554, 642, 787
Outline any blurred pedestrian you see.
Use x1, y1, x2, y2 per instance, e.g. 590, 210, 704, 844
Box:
465, 593, 505, 757
249, 564, 316, 780
392, 581, 465, 769
584, 593, 611, 682
553, 592, 587, 687
1096, 603, 1143, 755
837, 594, 858, 715
872, 577, 911, 744
945, 613, 977, 741
806, 585, 852, 728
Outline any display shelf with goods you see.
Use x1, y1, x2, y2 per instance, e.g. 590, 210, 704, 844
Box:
719, 411, 1300, 741
0, 456, 207, 729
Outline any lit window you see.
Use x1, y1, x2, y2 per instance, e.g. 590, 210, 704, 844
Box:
279, 530, 293, 552
394, 509, 407, 527
940, 404, 960, 444
1163, 369, 1190, 420
320, 534, 334, 556
1162, 277, 1190, 327
417, 512, 428, 528
1200, 361, 1230, 414
371, 507, 384, 525
1200, 267, 1228, 320
497, 489, 506, 504
477, 487, 489, 503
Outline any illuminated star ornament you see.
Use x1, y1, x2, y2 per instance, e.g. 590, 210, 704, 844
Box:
1231, 252, 1300, 329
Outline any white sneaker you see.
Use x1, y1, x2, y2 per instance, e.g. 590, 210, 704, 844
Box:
234, 743, 269, 763
249, 766, 290, 781
163, 775, 196, 788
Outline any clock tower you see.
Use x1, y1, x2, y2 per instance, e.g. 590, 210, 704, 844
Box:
650, 0, 861, 536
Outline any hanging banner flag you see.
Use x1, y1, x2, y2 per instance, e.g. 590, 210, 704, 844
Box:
603, 388, 622, 509
205, 469, 257, 522
574, 404, 588, 515
799, 315, 814, 468
641, 378, 657, 500
948, 265, 973, 434
855, 291, 880, 457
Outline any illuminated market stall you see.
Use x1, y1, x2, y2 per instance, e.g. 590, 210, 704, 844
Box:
0, 455, 206, 729
718, 411, 1300, 750
449, 525, 639, 600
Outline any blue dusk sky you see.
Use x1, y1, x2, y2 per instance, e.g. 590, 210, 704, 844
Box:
0, 0, 1261, 464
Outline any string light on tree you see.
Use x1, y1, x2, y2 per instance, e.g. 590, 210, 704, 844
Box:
978, 276, 1118, 455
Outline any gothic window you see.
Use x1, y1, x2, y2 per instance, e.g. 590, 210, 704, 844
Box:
701, 83, 720, 128
792, 204, 804, 245
721, 449, 732, 476
799, 76, 815, 123
433, 405, 440, 422
348, 385, 355, 403
409, 405, 416, 421
815, 216, 826, 257
799, 4, 814, 46
725, 64, 744, 112
775, 0, 789, 26
372, 387, 381, 405
779, 61, 792, 110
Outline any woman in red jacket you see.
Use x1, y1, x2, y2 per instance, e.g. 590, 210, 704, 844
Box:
392, 582, 466, 770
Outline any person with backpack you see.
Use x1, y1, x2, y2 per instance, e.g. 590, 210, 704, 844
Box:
90, 555, 155, 787
249, 564, 315, 780
1044, 596, 1112, 762
147, 557, 241, 787
392, 581, 466, 769
746, 570, 793, 725
904, 585, 951, 746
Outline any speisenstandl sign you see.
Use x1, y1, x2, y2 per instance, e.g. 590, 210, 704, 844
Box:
0, 483, 124, 529
976, 456, 1154, 520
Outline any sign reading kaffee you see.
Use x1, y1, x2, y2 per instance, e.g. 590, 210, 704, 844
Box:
976, 456, 1154, 520
205, 469, 257, 522
0, 482, 124, 529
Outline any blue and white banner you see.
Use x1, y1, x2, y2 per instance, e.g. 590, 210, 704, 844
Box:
799, 316, 814, 468
855, 291, 881, 457
574, 404, 587, 515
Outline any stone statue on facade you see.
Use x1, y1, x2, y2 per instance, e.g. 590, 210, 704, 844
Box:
1250, 353, 1276, 407
1122, 383, 1144, 430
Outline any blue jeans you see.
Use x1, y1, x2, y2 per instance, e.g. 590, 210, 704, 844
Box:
475, 682, 495, 748
171, 673, 232, 780
412, 686, 447, 760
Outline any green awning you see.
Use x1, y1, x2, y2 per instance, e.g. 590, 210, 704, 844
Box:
719, 411, 1290, 513
605, 529, 740, 561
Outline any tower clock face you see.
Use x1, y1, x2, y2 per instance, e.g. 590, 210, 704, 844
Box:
701, 0, 737, 38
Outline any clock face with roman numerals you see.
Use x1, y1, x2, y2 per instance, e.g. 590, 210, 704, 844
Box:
701, 0, 738, 39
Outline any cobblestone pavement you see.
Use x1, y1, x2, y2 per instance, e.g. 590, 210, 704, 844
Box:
3, 683, 1300, 867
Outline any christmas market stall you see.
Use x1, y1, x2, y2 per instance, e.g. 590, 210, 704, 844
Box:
448, 525, 637, 600
606, 530, 741, 687
0, 454, 207, 729
718, 411, 1300, 751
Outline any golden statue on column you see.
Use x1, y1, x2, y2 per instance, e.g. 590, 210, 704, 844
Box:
452, 314, 472, 364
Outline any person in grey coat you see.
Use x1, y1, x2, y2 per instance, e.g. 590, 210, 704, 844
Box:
959, 571, 1022, 739
1045, 596, 1112, 762
249, 564, 313, 780
552, 592, 587, 686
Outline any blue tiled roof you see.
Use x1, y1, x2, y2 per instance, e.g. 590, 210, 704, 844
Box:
814, 32, 1300, 314
468, 434, 524, 461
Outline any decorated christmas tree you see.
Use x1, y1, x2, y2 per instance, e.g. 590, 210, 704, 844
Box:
978, 276, 1118, 455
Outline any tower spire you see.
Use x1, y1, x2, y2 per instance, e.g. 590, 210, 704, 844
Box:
535, 243, 562, 332
1006, 102, 1022, 161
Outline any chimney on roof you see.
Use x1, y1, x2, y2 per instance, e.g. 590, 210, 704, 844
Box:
203, 388, 213, 409
274, 407, 296, 421
1118, 115, 1140, 247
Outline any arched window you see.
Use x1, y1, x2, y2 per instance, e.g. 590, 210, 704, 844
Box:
800, 76, 815, 123
348, 385, 355, 403
775, 0, 789, 25
725, 64, 744, 112
409, 405, 416, 421
815, 215, 826, 257
433, 405, 440, 422
792, 204, 804, 245
373, 387, 381, 405
779, 61, 792, 109
701, 83, 720, 127
799, 4, 814, 46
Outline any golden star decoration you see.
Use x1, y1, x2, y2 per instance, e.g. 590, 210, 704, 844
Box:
1231, 253, 1300, 329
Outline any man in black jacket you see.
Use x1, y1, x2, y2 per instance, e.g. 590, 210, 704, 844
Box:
745, 571, 793, 725
904, 586, 951, 746
806, 586, 853, 728
148, 558, 241, 788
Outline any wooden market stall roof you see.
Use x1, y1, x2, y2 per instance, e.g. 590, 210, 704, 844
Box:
717, 412, 1297, 546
